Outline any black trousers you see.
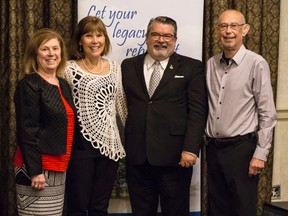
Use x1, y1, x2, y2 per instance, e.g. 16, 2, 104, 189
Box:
126, 162, 193, 216
206, 133, 259, 216
66, 156, 118, 216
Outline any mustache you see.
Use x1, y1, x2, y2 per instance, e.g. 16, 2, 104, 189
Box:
154, 43, 167, 48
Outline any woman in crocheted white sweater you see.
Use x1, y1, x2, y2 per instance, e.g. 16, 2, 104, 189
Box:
64, 16, 127, 215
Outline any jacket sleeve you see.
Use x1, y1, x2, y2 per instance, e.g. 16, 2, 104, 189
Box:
14, 78, 43, 177
183, 59, 208, 156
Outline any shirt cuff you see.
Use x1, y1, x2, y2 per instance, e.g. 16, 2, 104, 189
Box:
253, 146, 270, 161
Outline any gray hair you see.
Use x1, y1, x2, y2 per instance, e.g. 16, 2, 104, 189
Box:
146, 16, 178, 38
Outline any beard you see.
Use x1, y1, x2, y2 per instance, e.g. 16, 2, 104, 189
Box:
150, 43, 171, 59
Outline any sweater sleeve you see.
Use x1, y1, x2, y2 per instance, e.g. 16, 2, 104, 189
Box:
115, 61, 128, 127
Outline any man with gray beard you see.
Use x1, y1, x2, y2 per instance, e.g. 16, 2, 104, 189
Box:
121, 16, 208, 216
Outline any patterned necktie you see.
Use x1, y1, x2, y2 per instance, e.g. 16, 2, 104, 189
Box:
149, 61, 161, 97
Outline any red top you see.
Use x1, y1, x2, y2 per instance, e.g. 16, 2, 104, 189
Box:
14, 87, 75, 173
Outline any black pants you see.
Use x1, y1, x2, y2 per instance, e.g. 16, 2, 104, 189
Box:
66, 157, 118, 216
126, 162, 193, 216
206, 134, 259, 216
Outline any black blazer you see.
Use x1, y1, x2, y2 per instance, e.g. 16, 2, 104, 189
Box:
14, 73, 76, 177
122, 52, 208, 167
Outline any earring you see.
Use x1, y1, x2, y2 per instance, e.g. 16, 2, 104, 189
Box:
79, 45, 83, 52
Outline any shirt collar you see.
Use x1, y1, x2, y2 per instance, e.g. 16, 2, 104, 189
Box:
220, 45, 247, 66
145, 54, 169, 70
232, 45, 246, 65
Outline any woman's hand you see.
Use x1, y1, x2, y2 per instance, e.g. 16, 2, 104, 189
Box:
31, 174, 46, 190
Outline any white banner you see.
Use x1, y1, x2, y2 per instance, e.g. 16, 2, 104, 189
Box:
78, 1, 204, 214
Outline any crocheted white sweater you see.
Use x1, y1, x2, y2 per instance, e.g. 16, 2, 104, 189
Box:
64, 59, 127, 161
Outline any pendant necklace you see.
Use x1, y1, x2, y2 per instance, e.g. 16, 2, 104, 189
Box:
82, 58, 104, 74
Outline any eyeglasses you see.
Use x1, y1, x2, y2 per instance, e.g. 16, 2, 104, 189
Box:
150, 32, 175, 41
217, 23, 246, 31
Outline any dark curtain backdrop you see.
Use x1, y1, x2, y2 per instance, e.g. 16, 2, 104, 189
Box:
0, 0, 280, 215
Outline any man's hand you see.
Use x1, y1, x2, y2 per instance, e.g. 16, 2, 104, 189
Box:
179, 151, 197, 168
249, 157, 265, 176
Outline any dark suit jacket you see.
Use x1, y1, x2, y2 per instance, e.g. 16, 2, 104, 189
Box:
14, 73, 76, 177
122, 52, 208, 167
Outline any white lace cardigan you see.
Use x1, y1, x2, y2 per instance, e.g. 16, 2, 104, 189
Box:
64, 59, 127, 161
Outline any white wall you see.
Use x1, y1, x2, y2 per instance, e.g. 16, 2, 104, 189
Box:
272, 0, 288, 202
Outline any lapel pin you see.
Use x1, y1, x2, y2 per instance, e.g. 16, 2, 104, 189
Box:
169, 64, 173, 69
